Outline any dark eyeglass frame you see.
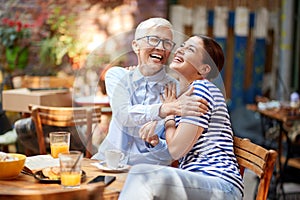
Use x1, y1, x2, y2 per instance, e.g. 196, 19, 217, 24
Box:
137, 35, 176, 51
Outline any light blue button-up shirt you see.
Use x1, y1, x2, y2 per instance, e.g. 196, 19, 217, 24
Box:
92, 66, 178, 165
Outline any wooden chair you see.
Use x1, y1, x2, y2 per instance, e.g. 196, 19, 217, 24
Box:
233, 136, 278, 200
30, 104, 102, 158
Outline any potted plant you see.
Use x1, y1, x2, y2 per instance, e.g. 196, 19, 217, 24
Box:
38, 6, 85, 75
0, 18, 32, 73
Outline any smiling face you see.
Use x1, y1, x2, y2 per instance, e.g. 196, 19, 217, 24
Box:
170, 36, 209, 83
132, 25, 173, 76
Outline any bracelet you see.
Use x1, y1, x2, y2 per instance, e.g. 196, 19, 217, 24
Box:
164, 118, 175, 126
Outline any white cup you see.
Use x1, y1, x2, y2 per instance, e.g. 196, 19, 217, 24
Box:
105, 149, 124, 169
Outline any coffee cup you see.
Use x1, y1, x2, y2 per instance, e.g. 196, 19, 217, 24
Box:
105, 149, 124, 169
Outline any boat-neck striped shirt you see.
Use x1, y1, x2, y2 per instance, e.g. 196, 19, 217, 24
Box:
176, 79, 244, 196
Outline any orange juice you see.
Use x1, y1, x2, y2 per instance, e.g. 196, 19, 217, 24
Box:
50, 142, 69, 158
60, 172, 81, 187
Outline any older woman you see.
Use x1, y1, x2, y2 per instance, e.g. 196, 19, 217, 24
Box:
119, 35, 244, 200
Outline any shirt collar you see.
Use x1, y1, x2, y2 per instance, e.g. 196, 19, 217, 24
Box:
132, 67, 167, 88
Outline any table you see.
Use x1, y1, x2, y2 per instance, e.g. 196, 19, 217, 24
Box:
247, 104, 300, 196
2, 88, 72, 113
0, 158, 128, 199
247, 104, 300, 166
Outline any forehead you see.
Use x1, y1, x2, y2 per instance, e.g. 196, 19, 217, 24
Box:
138, 26, 173, 40
186, 36, 203, 48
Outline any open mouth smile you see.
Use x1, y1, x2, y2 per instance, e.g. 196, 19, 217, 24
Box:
150, 53, 163, 61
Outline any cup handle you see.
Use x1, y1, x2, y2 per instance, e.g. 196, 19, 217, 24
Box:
120, 153, 125, 161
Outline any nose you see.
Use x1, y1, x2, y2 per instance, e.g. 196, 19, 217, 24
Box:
175, 46, 184, 54
155, 40, 164, 50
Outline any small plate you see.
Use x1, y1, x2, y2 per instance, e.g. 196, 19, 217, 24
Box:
33, 170, 86, 184
91, 161, 130, 173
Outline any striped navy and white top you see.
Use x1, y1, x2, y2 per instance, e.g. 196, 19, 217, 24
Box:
176, 79, 244, 195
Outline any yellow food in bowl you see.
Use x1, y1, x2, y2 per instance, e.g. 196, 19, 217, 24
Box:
0, 153, 26, 179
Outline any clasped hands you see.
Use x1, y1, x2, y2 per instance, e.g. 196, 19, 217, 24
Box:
139, 83, 208, 147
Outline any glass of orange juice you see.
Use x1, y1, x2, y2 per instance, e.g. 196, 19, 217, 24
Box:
49, 132, 70, 158
59, 151, 83, 188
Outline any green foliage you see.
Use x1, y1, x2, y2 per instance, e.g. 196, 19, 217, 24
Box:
38, 6, 83, 67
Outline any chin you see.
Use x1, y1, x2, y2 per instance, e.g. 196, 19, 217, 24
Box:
170, 63, 181, 70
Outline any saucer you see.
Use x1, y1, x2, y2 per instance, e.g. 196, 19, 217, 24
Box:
91, 161, 130, 173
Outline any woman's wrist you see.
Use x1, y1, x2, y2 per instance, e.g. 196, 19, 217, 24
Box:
165, 115, 175, 120
164, 115, 175, 126
159, 102, 177, 118
159, 103, 169, 118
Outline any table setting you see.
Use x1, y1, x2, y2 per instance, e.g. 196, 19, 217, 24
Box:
91, 149, 130, 173
0, 131, 129, 199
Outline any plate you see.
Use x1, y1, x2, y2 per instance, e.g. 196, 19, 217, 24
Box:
33, 170, 86, 184
91, 161, 130, 173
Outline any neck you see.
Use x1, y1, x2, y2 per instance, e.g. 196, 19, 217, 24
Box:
138, 65, 163, 76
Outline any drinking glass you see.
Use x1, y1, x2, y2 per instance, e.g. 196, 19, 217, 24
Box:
49, 132, 70, 158
59, 151, 83, 188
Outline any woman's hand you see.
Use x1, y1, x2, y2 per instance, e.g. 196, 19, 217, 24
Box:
177, 87, 209, 116
139, 121, 159, 147
159, 85, 209, 118
124, 65, 137, 71
161, 83, 177, 103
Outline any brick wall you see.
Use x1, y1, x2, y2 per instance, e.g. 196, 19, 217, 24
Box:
0, 0, 168, 75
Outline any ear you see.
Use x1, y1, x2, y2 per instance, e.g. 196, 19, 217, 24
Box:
198, 64, 211, 77
132, 40, 139, 54
203, 64, 211, 74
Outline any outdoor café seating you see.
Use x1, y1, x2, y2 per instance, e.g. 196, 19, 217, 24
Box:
233, 136, 278, 200
29, 104, 102, 158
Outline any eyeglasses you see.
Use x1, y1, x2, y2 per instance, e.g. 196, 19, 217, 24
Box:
137, 35, 176, 51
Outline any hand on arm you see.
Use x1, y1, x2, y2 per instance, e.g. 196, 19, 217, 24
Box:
159, 85, 209, 118
139, 121, 159, 146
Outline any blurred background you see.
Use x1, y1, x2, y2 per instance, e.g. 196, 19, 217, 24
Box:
0, 0, 298, 106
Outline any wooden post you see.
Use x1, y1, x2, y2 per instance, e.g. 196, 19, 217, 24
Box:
224, 0, 235, 102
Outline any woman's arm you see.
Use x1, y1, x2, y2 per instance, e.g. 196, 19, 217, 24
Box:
163, 82, 210, 159
106, 67, 163, 127
165, 120, 203, 160
107, 69, 207, 127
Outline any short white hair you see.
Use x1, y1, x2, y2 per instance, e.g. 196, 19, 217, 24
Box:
134, 18, 173, 40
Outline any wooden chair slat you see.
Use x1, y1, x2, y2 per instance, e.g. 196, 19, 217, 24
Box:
233, 136, 278, 200
30, 104, 102, 158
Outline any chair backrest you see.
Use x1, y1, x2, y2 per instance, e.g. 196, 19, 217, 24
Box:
30, 104, 102, 158
233, 136, 278, 200
20, 75, 74, 88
